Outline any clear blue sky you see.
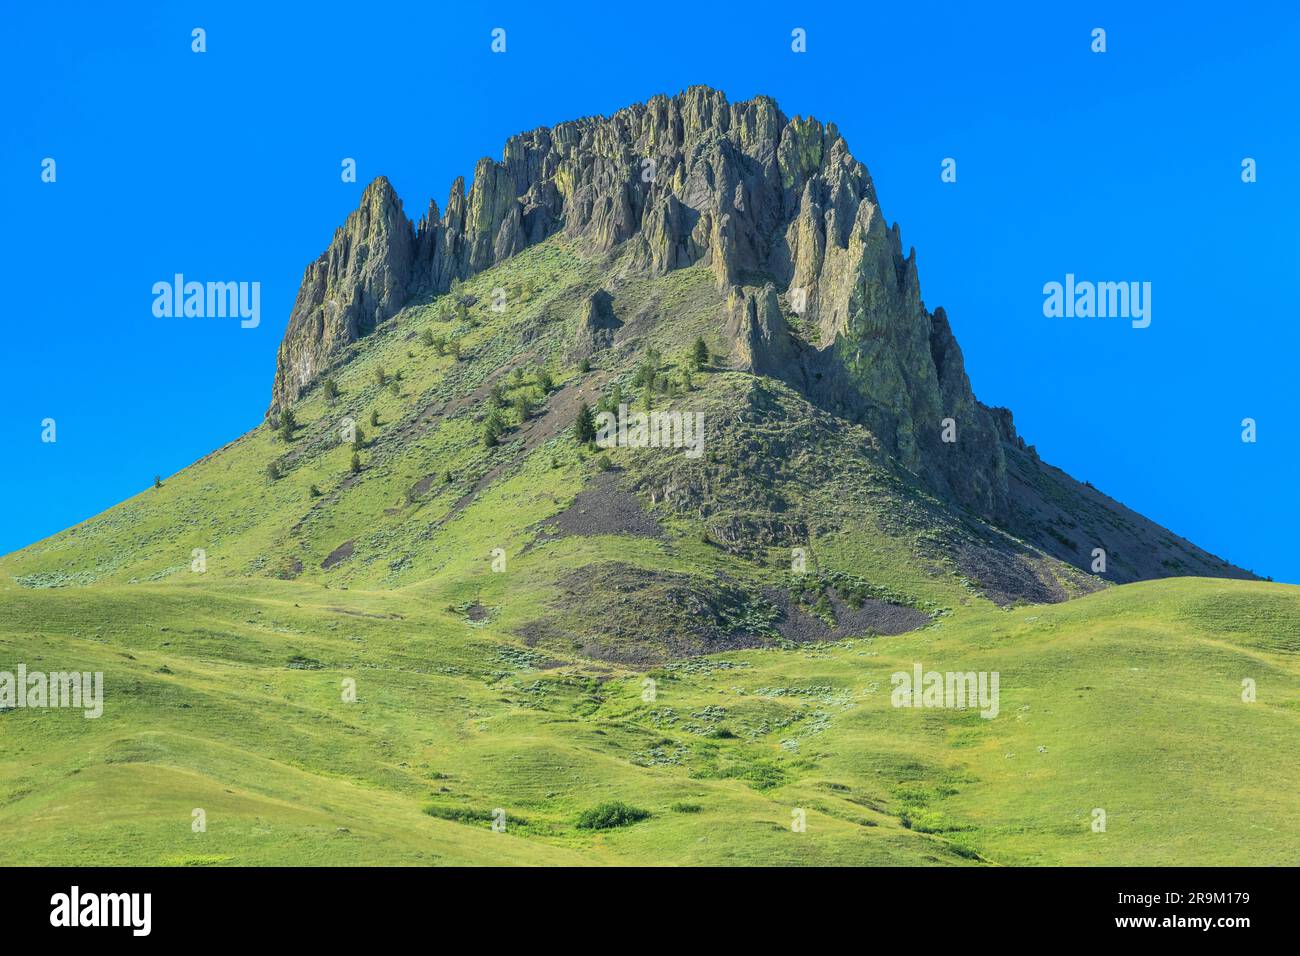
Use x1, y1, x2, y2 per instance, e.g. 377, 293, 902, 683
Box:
2, 1, 1296, 581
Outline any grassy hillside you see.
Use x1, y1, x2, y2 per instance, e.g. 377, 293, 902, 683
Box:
0, 576, 1295, 865
2, 235, 1293, 866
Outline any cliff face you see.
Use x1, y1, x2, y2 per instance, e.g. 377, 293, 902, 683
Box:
267, 86, 1022, 518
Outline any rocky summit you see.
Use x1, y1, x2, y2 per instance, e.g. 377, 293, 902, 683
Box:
265, 85, 1248, 593
271, 88, 1003, 516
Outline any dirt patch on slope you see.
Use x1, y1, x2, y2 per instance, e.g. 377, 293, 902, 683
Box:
530, 471, 662, 546
516, 563, 775, 665
765, 588, 929, 643
321, 540, 354, 570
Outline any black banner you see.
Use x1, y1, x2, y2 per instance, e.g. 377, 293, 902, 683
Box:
0, 866, 1283, 942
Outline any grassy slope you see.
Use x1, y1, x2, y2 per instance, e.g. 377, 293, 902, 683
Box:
1, 237, 1295, 865
0, 576, 1294, 865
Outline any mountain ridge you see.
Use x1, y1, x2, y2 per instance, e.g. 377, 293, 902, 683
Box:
254, 85, 1251, 592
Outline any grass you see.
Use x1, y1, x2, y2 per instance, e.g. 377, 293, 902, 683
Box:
0, 575, 1294, 865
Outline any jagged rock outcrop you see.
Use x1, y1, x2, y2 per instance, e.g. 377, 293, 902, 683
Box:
269, 177, 414, 416
266, 86, 1028, 519
573, 289, 621, 358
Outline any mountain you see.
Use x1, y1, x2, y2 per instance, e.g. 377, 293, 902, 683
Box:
257, 84, 1245, 598
1, 88, 1291, 867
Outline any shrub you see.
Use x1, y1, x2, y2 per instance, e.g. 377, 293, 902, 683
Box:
266, 461, 282, 481
669, 802, 703, 814
575, 801, 650, 830
350, 452, 361, 474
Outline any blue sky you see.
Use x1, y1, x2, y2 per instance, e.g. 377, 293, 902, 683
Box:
2, 1, 1297, 581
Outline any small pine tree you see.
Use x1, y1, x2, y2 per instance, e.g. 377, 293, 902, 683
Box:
420, 328, 435, 348
513, 393, 532, 423
323, 378, 339, 401
375, 367, 387, 387
574, 401, 597, 445
389, 379, 400, 396
489, 382, 507, 408
350, 452, 361, 474
353, 426, 365, 450
370, 410, 379, 428
266, 461, 282, 481
578, 357, 591, 373
483, 411, 505, 447
449, 340, 461, 360
154, 475, 162, 489
692, 337, 709, 371
536, 369, 554, 393
309, 483, 322, 498
682, 369, 693, 391
433, 335, 447, 356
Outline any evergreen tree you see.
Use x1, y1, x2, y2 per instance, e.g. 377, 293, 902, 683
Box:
323, 378, 338, 401
692, 336, 709, 370
574, 401, 597, 445
483, 410, 506, 447
350, 452, 361, 474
